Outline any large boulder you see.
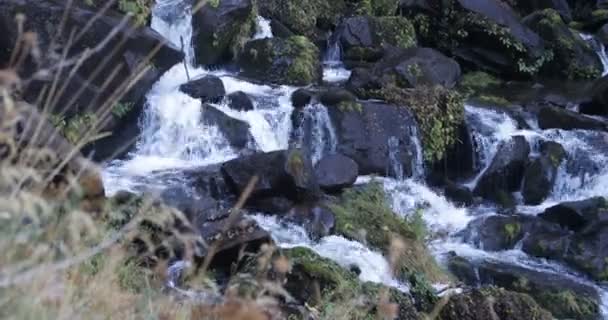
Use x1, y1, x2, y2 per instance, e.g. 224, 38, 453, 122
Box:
474, 136, 530, 205
523, 9, 602, 80
335, 16, 417, 66
402, 0, 549, 78
201, 104, 254, 150
192, 0, 255, 66
447, 255, 601, 320
522, 141, 566, 205
346, 47, 461, 98
227, 91, 254, 111
314, 153, 359, 192
438, 287, 553, 320
257, 0, 347, 43
0, 0, 184, 161
238, 36, 321, 86
538, 197, 608, 231
325, 100, 421, 177
537, 105, 608, 131
579, 75, 608, 116
463, 215, 537, 251
221, 149, 319, 202
180, 76, 226, 103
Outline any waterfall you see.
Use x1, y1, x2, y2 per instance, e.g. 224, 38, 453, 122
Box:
293, 103, 338, 163
580, 33, 608, 76
322, 34, 351, 83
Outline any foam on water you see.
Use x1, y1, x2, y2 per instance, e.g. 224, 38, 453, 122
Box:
253, 16, 273, 40
251, 214, 408, 291
322, 35, 351, 83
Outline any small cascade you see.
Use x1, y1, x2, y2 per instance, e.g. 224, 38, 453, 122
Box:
293, 103, 338, 163
251, 214, 409, 291
409, 126, 425, 180
463, 105, 519, 189
387, 137, 404, 180
151, 0, 195, 64
581, 33, 608, 76
322, 34, 351, 83
253, 16, 273, 40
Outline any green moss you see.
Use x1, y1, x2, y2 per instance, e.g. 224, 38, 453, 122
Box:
260, 0, 347, 39
283, 247, 420, 319
356, 0, 400, 16
380, 85, 465, 162
337, 101, 363, 113
285, 36, 320, 85
458, 71, 502, 97
329, 182, 446, 282
208, 0, 220, 8
117, 259, 154, 293
503, 223, 521, 242
373, 17, 417, 49
535, 290, 598, 319
49, 113, 97, 145
477, 95, 512, 107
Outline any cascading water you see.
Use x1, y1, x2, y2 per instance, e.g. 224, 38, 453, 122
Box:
253, 16, 273, 39
581, 33, 608, 76
322, 35, 352, 83
292, 102, 338, 164
101, 0, 608, 315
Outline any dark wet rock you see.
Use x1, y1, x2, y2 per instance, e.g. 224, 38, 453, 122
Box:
443, 180, 475, 206
438, 287, 553, 320
0, 0, 183, 161
430, 123, 476, 182
538, 197, 608, 231
180, 76, 226, 103
579, 75, 608, 116
248, 197, 294, 214
327, 100, 420, 177
201, 104, 253, 150
318, 89, 357, 107
284, 202, 336, 239
448, 255, 601, 320
227, 91, 254, 111
463, 215, 534, 251
522, 141, 566, 205
446, 252, 480, 285
314, 153, 359, 192
346, 47, 461, 98
524, 9, 601, 80
402, 0, 548, 78
221, 149, 319, 202
596, 22, 608, 45
181, 165, 232, 201
291, 88, 314, 109
537, 105, 607, 131
474, 136, 530, 204
160, 187, 221, 221
192, 0, 255, 66
335, 16, 417, 66
239, 36, 321, 86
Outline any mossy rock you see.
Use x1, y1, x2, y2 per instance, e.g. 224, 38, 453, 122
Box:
282, 247, 421, 319
533, 290, 599, 319
258, 0, 347, 41
355, 0, 400, 16
371, 16, 417, 49
328, 182, 447, 283
458, 71, 503, 98
239, 36, 321, 85
380, 85, 465, 162
438, 287, 553, 320
523, 9, 602, 80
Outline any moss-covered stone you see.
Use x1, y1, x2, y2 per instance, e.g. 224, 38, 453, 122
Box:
438, 287, 553, 320
356, 0, 400, 16
458, 71, 503, 98
372, 16, 417, 49
282, 247, 421, 319
258, 0, 347, 41
329, 182, 446, 283
380, 85, 465, 162
534, 290, 598, 319
239, 36, 321, 86
523, 9, 602, 80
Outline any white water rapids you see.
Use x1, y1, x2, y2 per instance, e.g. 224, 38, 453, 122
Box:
101, 1, 608, 316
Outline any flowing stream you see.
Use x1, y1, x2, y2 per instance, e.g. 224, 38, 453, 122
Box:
102, 1, 608, 316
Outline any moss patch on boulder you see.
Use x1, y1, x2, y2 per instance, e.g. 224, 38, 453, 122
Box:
239, 36, 321, 85
523, 9, 602, 80
356, 0, 400, 16
380, 85, 465, 162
